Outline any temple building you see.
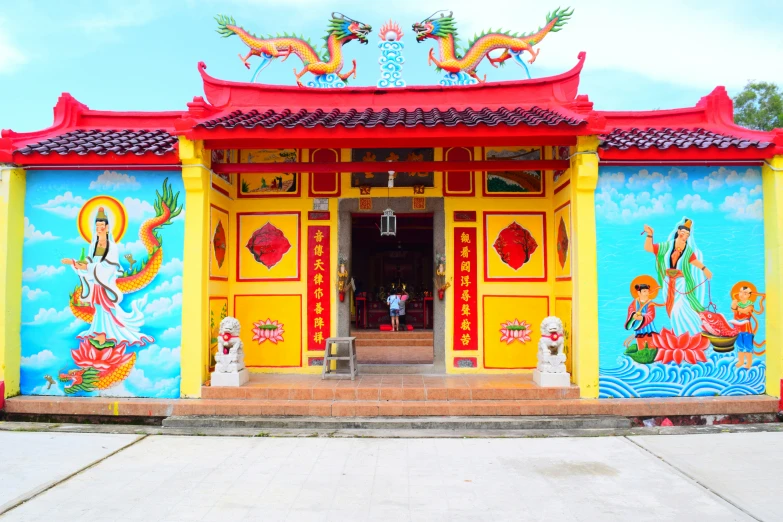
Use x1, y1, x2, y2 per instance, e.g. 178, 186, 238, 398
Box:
1, 52, 782, 417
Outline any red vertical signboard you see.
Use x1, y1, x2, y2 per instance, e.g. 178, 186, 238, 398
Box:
307, 226, 330, 351
454, 227, 478, 350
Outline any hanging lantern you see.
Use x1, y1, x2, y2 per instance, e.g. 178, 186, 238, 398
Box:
380, 208, 396, 236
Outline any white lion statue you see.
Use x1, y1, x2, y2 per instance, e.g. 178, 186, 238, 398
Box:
537, 316, 566, 374
215, 316, 245, 374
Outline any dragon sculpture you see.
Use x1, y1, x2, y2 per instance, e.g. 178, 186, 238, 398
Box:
412, 7, 574, 83
60, 179, 182, 394
215, 12, 372, 86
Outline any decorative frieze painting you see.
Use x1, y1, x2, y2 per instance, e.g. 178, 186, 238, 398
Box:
350, 148, 435, 187
234, 294, 302, 367
210, 204, 229, 280
238, 149, 300, 197
596, 166, 766, 398
554, 202, 571, 280
483, 211, 547, 282
483, 146, 543, 196
483, 295, 549, 369
20, 170, 185, 398
210, 149, 238, 196
236, 212, 300, 281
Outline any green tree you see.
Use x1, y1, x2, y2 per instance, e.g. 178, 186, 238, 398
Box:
733, 81, 783, 131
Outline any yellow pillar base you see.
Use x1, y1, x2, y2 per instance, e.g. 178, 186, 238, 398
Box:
179, 138, 211, 398
763, 156, 783, 398
571, 137, 600, 398
0, 167, 26, 398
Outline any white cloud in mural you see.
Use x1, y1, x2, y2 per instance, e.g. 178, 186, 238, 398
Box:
34, 192, 86, 219
750, 185, 763, 197
21, 349, 58, 369
159, 257, 183, 278
66, 237, 86, 244
28, 306, 73, 325
692, 167, 761, 192
127, 368, 181, 398
136, 344, 181, 373
22, 265, 65, 281
595, 187, 622, 221
66, 318, 86, 332
597, 172, 625, 189
123, 196, 155, 221
144, 293, 182, 318
676, 194, 714, 213
22, 285, 50, 301
625, 167, 687, 194
720, 187, 764, 221
150, 275, 182, 295
24, 217, 59, 244
596, 187, 675, 222
29, 383, 66, 396
115, 239, 149, 269
160, 325, 182, 342
89, 170, 141, 191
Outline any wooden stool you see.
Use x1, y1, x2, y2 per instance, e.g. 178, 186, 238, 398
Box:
321, 336, 358, 380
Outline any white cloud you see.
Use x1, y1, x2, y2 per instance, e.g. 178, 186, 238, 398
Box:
115, 239, 148, 267
625, 167, 687, 194
750, 185, 763, 197
123, 197, 155, 221
27, 307, 72, 325
596, 187, 674, 222
67, 318, 86, 332
693, 167, 762, 192
21, 285, 50, 301
676, 194, 714, 213
89, 171, 140, 191
151, 275, 182, 295
34, 192, 86, 219
66, 237, 87, 244
136, 344, 181, 373
24, 217, 59, 244
29, 383, 66, 396
126, 368, 181, 398
160, 325, 182, 342
720, 187, 764, 221
597, 172, 624, 189
144, 293, 183, 318
159, 258, 183, 278
595, 187, 621, 221
22, 265, 65, 281
21, 349, 58, 369
0, 19, 26, 74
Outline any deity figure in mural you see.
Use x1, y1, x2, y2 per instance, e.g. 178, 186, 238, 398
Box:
730, 282, 766, 369
61, 207, 152, 349
624, 276, 662, 349
642, 218, 712, 335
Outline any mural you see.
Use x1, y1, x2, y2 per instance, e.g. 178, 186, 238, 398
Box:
210, 205, 229, 280
484, 212, 547, 281
21, 170, 185, 398
552, 145, 570, 185
351, 148, 435, 187
484, 147, 543, 195
596, 166, 766, 398
238, 149, 299, 197
554, 202, 571, 280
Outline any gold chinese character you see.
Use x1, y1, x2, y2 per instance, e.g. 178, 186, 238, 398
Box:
313, 331, 324, 344
460, 275, 470, 287
313, 287, 324, 299
313, 273, 324, 286
314, 230, 324, 243
460, 246, 470, 258
461, 319, 471, 331
460, 261, 471, 272
460, 232, 471, 244
314, 302, 324, 315
460, 333, 471, 346
314, 317, 324, 329
313, 244, 324, 257
461, 304, 471, 316
461, 289, 470, 302
313, 259, 325, 271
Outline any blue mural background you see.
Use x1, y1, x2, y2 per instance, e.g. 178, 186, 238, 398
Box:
596, 166, 766, 398
20, 170, 184, 398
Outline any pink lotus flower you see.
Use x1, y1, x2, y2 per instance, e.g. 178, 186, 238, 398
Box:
252, 319, 285, 344
499, 319, 532, 345
71, 340, 133, 371
652, 328, 709, 365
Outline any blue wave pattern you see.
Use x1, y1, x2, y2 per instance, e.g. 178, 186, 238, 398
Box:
599, 351, 766, 398
440, 71, 478, 86
377, 41, 406, 87
306, 73, 346, 88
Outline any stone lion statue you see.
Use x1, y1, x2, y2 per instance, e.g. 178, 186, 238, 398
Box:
215, 316, 245, 374
537, 316, 566, 373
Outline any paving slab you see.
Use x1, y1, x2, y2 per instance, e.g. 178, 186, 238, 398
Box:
0, 431, 142, 515
632, 432, 783, 522
0, 435, 755, 521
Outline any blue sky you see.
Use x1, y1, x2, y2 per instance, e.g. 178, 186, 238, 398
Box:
1, 0, 782, 132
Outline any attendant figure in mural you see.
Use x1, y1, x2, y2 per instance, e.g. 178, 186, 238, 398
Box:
642, 218, 712, 335
730, 283, 766, 369
624, 277, 662, 349
61, 207, 152, 349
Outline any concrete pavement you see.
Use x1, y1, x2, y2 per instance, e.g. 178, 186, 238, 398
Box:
0, 428, 780, 521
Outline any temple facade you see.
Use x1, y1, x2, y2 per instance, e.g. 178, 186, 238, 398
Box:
1, 53, 782, 408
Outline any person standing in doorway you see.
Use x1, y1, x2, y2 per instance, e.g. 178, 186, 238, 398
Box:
387, 291, 401, 331
398, 288, 409, 330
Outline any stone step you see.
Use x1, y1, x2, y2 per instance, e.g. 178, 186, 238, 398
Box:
355, 339, 434, 347
356, 346, 434, 364
162, 415, 632, 430
351, 331, 434, 340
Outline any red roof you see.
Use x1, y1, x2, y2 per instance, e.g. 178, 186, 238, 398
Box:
2, 52, 781, 166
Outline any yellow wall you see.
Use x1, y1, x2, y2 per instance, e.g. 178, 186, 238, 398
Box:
0, 168, 25, 398
762, 155, 783, 398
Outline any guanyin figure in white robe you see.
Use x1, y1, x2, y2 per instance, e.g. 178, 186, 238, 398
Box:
61, 207, 152, 349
